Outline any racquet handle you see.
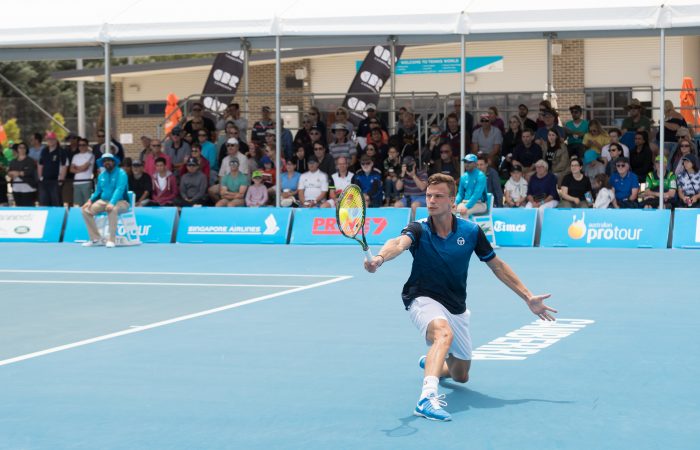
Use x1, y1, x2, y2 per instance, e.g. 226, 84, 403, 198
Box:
363, 247, 374, 261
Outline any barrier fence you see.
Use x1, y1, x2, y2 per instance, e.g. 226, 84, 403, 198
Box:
1, 207, 699, 249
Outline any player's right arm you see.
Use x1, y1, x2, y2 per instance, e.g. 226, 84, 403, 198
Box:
363, 234, 412, 273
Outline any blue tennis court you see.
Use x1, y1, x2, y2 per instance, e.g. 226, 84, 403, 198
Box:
0, 243, 698, 450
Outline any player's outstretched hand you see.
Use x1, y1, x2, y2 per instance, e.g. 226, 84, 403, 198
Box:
527, 294, 557, 321
364, 256, 383, 273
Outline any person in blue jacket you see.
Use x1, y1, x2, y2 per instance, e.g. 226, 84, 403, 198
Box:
81, 152, 130, 248
454, 153, 487, 218
352, 154, 383, 207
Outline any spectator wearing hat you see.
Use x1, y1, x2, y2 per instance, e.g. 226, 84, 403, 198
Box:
70, 138, 95, 206
477, 153, 504, 207
329, 122, 357, 165
535, 109, 565, 150
184, 102, 216, 139
143, 139, 172, 177
677, 154, 700, 207
151, 157, 179, 206
517, 104, 538, 133
216, 122, 250, 168
558, 158, 592, 208
630, 131, 654, 183
81, 152, 129, 248
297, 155, 328, 208
245, 170, 269, 207
621, 99, 652, 135
564, 105, 588, 159
214, 158, 248, 207
525, 159, 559, 210
640, 155, 677, 209
601, 128, 630, 162
7, 143, 38, 206
38, 131, 69, 206
177, 141, 211, 183
209, 137, 248, 201
252, 106, 275, 147
472, 113, 503, 167
582, 149, 606, 184
610, 156, 640, 209
454, 153, 487, 218
128, 159, 152, 206
512, 129, 542, 180
164, 126, 191, 174
352, 155, 383, 208
175, 157, 208, 207
357, 103, 387, 139
279, 159, 301, 207
503, 165, 528, 208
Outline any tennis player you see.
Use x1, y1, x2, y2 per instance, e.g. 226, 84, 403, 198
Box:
364, 173, 557, 422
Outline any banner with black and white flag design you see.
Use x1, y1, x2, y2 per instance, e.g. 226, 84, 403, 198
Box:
200, 51, 245, 116
343, 45, 405, 126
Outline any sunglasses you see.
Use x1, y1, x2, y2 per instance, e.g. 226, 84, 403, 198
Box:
361, 162, 372, 166
480, 119, 489, 122
151, 144, 161, 148
227, 144, 237, 147
616, 164, 627, 167
192, 108, 202, 112
680, 144, 691, 148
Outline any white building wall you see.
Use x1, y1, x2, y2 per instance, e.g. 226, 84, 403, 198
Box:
121, 68, 210, 102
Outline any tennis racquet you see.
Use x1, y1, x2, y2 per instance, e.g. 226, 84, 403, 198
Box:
336, 184, 373, 261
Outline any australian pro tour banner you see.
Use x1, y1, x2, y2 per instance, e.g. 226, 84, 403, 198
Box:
672, 208, 700, 249
540, 209, 671, 248
290, 208, 410, 246
177, 208, 290, 244
344, 45, 405, 127
201, 51, 245, 116
0, 207, 65, 242
63, 207, 177, 244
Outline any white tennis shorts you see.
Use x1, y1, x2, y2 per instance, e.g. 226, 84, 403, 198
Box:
408, 296, 472, 361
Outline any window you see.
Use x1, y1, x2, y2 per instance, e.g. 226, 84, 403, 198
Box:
584, 88, 652, 128
123, 102, 167, 117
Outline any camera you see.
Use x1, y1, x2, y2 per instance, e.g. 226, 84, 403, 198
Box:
406, 164, 414, 172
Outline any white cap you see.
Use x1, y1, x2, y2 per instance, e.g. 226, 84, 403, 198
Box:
226, 137, 239, 145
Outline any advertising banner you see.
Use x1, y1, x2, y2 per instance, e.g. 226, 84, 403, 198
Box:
290, 208, 410, 246
63, 207, 177, 243
414, 208, 537, 247
672, 208, 700, 249
356, 56, 504, 75
344, 45, 405, 127
0, 207, 65, 242
540, 209, 671, 248
176, 208, 290, 244
200, 51, 245, 116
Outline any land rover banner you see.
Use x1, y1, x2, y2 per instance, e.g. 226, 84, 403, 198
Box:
343, 45, 405, 126
200, 51, 245, 116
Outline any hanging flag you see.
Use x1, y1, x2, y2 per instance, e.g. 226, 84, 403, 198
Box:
0, 123, 7, 147
680, 77, 699, 133
343, 45, 405, 127
200, 51, 246, 117
164, 93, 182, 136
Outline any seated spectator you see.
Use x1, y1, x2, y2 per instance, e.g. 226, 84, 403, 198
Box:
307, 106, 327, 143
543, 129, 570, 184
503, 165, 528, 208
245, 170, 269, 207
441, 113, 462, 157
216, 122, 249, 168
328, 122, 357, 165
429, 142, 459, 179
353, 143, 383, 175
502, 115, 522, 161
251, 106, 274, 147
357, 103, 387, 140
535, 109, 564, 148
279, 159, 301, 207
601, 128, 630, 161
525, 160, 559, 210
215, 159, 248, 207
383, 146, 402, 206
367, 127, 389, 158
293, 145, 309, 174
323, 156, 354, 208
297, 155, 328, 207
517, 104, 537, 133
260, 156, 276, 200
179, 142, 211, 182
564, 105, 588, 159
216, 103, 248, 142
558, 158, 592, 208
610, 156, 640, 209
394, 155, 428, 216
630, 131, 654, 183
487, 106, 505, 135
71, 138, 95, 207
164, 126, 191, 173
151, 157, 178, 206
476, 153, 503, 207
352, 155, 383, 208
471, 113, 503, 167
195, 128, 218, 181
294, 114, 314, 148
670, 137, 697, 176
512, 129, 542, 180
209, 137, 248, 201
583, 149, 606, 184
454, 154, 487, 218
331, 107, 354, 140
143, 139, 172, 177
592, 173, 614, 209
184, 102, 216, 138
640, 156, 677, 209
582, 120, 609, 155
677, 154, 700, 207
128, 160, 152, 206
427, 123, 444, 161
604, 144, 625, 176
176, 157, 208, 207
312, 143, 335, 178
7, 143, 38, 206
393, 108, 419, 159
307, 123, 327, 149
621, 98, 652, 135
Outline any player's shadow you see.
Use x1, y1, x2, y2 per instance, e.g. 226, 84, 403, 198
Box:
380, 383, 573, 438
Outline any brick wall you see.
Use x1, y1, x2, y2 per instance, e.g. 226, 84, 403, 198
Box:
553, 39, 585, 123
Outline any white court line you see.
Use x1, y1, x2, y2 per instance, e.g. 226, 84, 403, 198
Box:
0, 269, 339, 278
0, 275, 352, 367
0, 280, 304, 288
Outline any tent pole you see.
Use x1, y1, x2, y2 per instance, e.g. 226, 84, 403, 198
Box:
460, 34, 466, 177
546, 33, 553, 102
275, 35, 281, 207
104, 42, 111, 145
77, 59, 86, 138
242, 38, 250, 120
389, 37, 397, 135
658, 27, 666, 210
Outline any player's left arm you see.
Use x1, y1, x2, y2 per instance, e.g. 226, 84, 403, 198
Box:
485, 256, 557, 321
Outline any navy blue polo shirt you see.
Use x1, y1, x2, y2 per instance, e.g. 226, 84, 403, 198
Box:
610, 171, 640, 201
39, 146, 69, 180
401, 215, 496, 315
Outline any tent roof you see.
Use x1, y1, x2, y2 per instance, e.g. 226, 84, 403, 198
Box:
2, 1, 700, 61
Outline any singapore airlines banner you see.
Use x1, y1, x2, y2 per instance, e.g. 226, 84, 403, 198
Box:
200, 51, 245, 115
343, 45, 405, 127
